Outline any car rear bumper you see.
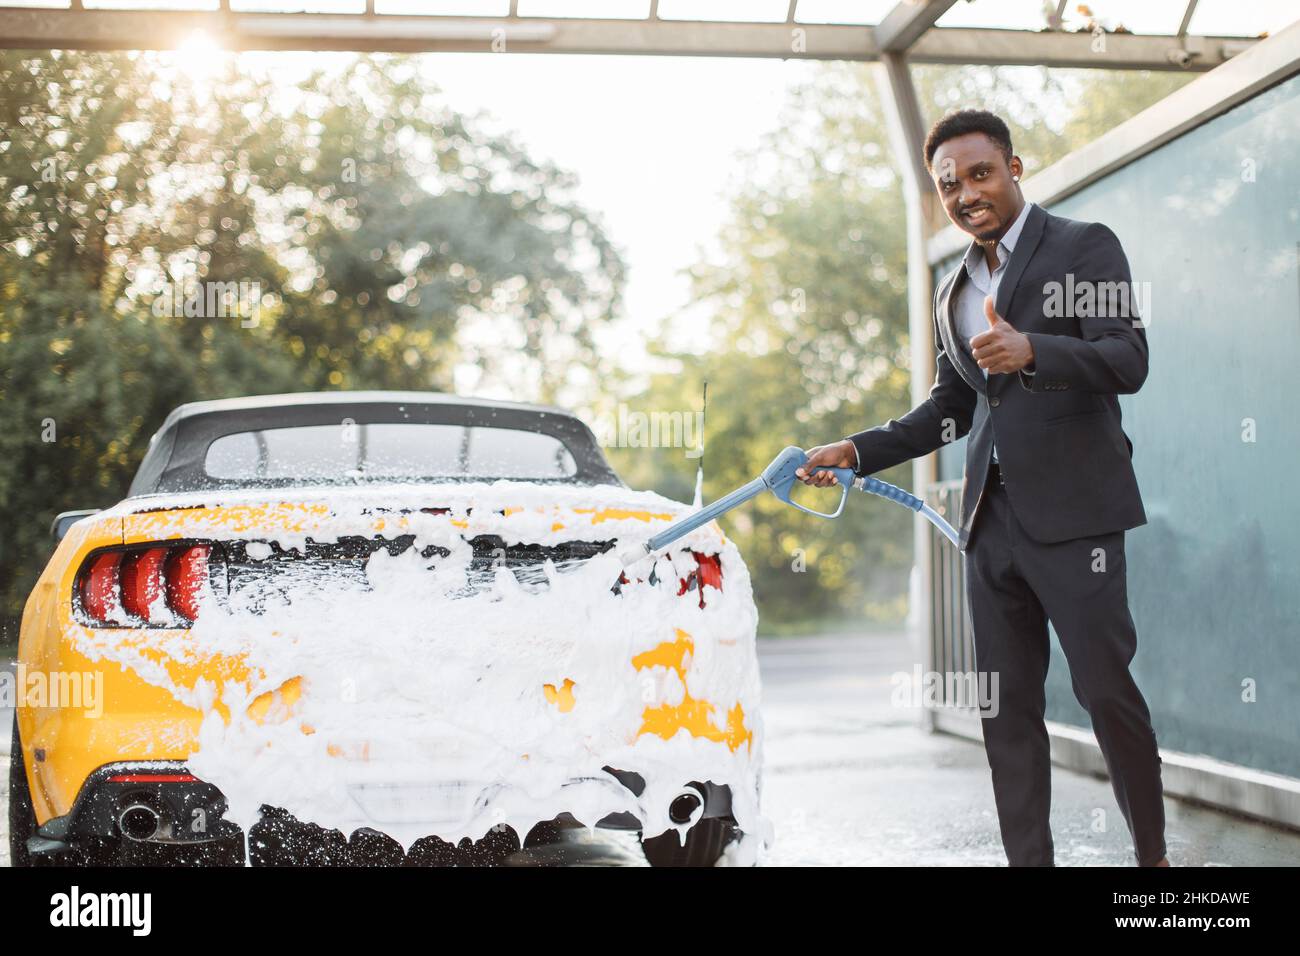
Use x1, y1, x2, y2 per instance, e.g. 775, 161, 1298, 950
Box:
28, 760, 738, 865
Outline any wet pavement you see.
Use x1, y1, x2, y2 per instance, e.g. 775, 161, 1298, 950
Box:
5, 635, 1300, 866
755, 632, 1300, 866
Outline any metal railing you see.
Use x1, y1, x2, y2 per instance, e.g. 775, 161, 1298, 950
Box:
924, 478, 977, 711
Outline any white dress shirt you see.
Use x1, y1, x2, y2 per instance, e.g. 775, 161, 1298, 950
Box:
953, 200, 1036, 463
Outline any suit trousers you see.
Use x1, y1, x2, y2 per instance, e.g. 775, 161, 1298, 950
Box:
963, 462, 1167, 866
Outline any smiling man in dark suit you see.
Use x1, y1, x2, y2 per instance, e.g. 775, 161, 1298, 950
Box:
796, 109, 1168, 867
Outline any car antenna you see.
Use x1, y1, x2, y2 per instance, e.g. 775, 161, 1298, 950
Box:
691, 380, 708, 509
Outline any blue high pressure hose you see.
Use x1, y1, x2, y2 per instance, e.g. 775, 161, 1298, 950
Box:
617, 445, 960, 572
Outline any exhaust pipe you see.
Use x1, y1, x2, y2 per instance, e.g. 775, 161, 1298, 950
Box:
117, 803, 161, 842
667, 785, 705, 827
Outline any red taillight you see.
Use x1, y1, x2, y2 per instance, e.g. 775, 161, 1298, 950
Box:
76, 543, 213, 627
677, 551, 724, 609
166, 545, 210, 622
120, 547, 169, 623
694, 553, 723, 591
106, 773, 198, 784
80, 551, 124, 623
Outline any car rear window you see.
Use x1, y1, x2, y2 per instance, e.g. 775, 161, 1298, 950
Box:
204, 422, 579, 483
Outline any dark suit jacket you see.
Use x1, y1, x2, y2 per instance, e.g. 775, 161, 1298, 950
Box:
847, 203, 1148, 551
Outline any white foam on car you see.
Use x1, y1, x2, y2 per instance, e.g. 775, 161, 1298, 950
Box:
74, 481, 768, 863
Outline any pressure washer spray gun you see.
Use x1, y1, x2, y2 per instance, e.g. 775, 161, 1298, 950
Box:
616, 445, 960, 578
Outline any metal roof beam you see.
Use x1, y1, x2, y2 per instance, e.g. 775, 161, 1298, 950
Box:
875, 51, 945, 234
0, 9, 1258, 70
911, 26, 1256, 71
875, 0, 959, 53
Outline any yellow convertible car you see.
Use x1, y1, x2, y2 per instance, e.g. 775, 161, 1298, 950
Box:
11, 392, 765, 867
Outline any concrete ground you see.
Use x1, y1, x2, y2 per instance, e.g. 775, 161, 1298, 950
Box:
756, 632, 1300, 866
4, 634, 1299, 866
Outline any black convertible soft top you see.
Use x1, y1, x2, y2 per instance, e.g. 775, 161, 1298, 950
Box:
127, 391, 623, 496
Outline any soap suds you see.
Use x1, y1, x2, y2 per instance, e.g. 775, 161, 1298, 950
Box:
74, 480, 767, 864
